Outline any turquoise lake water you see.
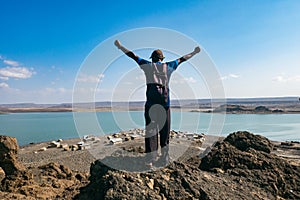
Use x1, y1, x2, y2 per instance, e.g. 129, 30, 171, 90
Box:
0, 112, 299, 146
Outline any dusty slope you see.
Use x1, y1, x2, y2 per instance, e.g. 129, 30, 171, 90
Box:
76, 131, 300, 200
1, 131, 299, 199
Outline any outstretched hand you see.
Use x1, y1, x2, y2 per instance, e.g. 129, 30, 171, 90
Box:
114, 40, 121, 48
194, 46, 201, 54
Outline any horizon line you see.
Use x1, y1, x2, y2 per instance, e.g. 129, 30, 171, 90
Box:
1, 96, 299, 105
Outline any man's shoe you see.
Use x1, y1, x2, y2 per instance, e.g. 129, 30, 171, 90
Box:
145, 152, 158, 169
156, 146, 170, 167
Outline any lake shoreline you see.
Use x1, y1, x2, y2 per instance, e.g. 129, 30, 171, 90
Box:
1, 110, 300, 146
1, 106, 300, 114
16, 129, 300, 173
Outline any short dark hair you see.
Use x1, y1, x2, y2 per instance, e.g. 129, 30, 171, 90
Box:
150, 49, 165, 60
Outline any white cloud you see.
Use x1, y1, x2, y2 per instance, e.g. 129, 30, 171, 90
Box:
123, 81, 133, 85
273, 76, 284, 82
44, 87, 66, 93
49, 65, 64, 74
0, 56, 35, 81
0, 82, 9, 88
272, 75, 300, 83
229, 74, 239, 78
45, 87, 56, 93
77, 74, 104, 83
0, 67, 34, 79
184, 77, 197, 83
172, 76, 197, 84
3, 59, 20, 67
58, 87, 66, 93
221, 73, 240, 80
0, 56, 20, 67
39, 87, 69, 96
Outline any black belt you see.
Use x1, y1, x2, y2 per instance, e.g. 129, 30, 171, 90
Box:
147, 83, 166, 88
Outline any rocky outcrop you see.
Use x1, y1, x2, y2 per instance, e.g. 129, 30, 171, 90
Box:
213, 104, 287, 113
213, 104, 249, 113
75, 159, 214, 200
223, 131, 274, 153
39, 162, 74, 180
254, 106, 270, 112
0, 135, 34, 192
75, 132, 298, 200
200, 131, 300, 199
1, 132, 300, 199
0, 135, 26, 175
0, 135, 88, 199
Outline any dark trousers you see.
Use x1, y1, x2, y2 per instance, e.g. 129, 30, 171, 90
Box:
144, 105, 170, 158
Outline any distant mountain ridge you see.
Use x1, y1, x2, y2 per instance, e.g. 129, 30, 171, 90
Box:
0, 97, 299, 109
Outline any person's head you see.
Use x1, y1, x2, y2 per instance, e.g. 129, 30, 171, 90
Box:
150, 49, 165, 62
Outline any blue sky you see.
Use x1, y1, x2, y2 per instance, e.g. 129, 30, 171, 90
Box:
0, 0, 299, 103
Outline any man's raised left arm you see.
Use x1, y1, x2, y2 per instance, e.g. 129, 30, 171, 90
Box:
178, 46, 201, 65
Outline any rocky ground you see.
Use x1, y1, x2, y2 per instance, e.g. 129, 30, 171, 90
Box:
0, 130, 299, 199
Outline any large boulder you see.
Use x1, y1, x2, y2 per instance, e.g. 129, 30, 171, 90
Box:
0, 135, 33, 192
0, 135, 26, 175
199, 131, 300, 199
224, 131, 274, 153
75, 159, 210, 200
38, 162, 74, 180
0, 135, 88, 199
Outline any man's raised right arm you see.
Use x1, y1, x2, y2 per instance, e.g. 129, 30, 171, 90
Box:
114, 40, 139, 62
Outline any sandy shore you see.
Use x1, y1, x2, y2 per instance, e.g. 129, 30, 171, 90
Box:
17, 130, 300, 174
17, 130, 220, 173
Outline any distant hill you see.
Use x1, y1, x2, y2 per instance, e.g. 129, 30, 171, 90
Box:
0, 97, 299, 109
0, 103, 57, 108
